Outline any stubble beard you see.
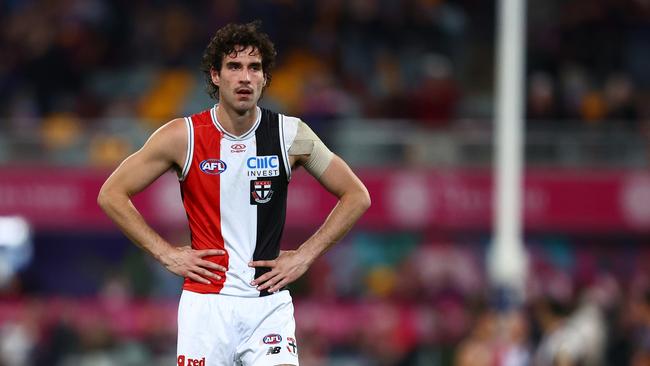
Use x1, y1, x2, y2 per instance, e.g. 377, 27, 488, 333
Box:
220, 93, 258, 116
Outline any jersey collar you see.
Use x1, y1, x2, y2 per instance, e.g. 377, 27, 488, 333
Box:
210, 104, 261, 141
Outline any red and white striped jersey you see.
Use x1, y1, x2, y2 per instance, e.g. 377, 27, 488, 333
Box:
179, 105, 300, 297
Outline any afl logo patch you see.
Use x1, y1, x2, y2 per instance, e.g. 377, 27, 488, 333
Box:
263, 334, 282, 344
200, 159, 227, 175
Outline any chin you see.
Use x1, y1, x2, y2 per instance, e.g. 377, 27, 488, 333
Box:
238, 100, 256, 109
233, 103, 255, 115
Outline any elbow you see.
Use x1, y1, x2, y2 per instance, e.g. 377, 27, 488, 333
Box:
97, 184, 117, 212
97, 186, 110, 211
357, 186, 371, 212
340, 186, 371, 213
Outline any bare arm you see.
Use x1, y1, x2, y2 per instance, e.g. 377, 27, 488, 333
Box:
294, 155, 370, 261
250, 154, 371, 292
97, 118, 225, 284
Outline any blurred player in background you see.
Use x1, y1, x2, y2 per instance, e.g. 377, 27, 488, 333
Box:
97, 21, 370, 366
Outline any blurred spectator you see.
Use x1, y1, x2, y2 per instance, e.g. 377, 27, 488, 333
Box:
604, 73, 638, 123
0, 320, 36, 366
88, 134, 132, 167
532, 285, 607, 366
455, 310, 497, 366
408, 53, 460, 127
580, 90, 607, 124
455, 308, 530, 366
531, 293, 578, 366
632, 288, 650, 366
527, 72, 559, 121
40, 113, 84, 162
498, 311, 531, 366
300, 69, 359, 143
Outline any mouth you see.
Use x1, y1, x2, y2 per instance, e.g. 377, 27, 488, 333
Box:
236, 88, 253, 96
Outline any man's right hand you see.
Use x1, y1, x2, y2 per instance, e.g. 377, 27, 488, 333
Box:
160, 246, 227, 284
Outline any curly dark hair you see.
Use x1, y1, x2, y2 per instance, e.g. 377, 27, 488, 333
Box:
200, 21, 277, 100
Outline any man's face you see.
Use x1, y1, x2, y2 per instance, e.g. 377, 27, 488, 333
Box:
211, 46, 266, 114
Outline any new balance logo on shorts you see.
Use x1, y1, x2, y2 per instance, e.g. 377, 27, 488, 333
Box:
177, 355, 205, 366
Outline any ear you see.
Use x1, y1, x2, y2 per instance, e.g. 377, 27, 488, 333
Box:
210, 68, 220, 87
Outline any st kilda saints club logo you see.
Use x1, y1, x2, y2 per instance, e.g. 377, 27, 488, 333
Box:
251, 180, 273, 204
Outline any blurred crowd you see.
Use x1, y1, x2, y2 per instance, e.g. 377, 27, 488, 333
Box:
2, 232, 650, 365
1, 0, 649, 166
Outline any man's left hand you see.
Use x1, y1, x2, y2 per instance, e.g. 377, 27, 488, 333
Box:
249, 250, 311, 293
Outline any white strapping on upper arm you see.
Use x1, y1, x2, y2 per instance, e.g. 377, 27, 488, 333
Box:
289, 120, 333, 178
303, 141, 334, 178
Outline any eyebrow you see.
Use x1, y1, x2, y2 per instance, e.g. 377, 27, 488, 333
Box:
225, 61, 262, 68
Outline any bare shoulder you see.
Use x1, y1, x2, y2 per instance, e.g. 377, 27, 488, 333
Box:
150, 118, 187, 144
142, 118, 188, 167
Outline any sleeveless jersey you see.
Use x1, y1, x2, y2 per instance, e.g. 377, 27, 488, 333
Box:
179, 105, 299, 297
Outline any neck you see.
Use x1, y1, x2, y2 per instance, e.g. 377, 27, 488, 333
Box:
216, 104, 258, 136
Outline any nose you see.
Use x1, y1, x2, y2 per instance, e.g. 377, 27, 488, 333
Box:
240, 69, 252, 84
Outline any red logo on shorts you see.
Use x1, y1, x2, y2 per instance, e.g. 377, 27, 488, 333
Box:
178, 355, 205, 366
287, 337, 298, 356
263, 333, 282, 344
